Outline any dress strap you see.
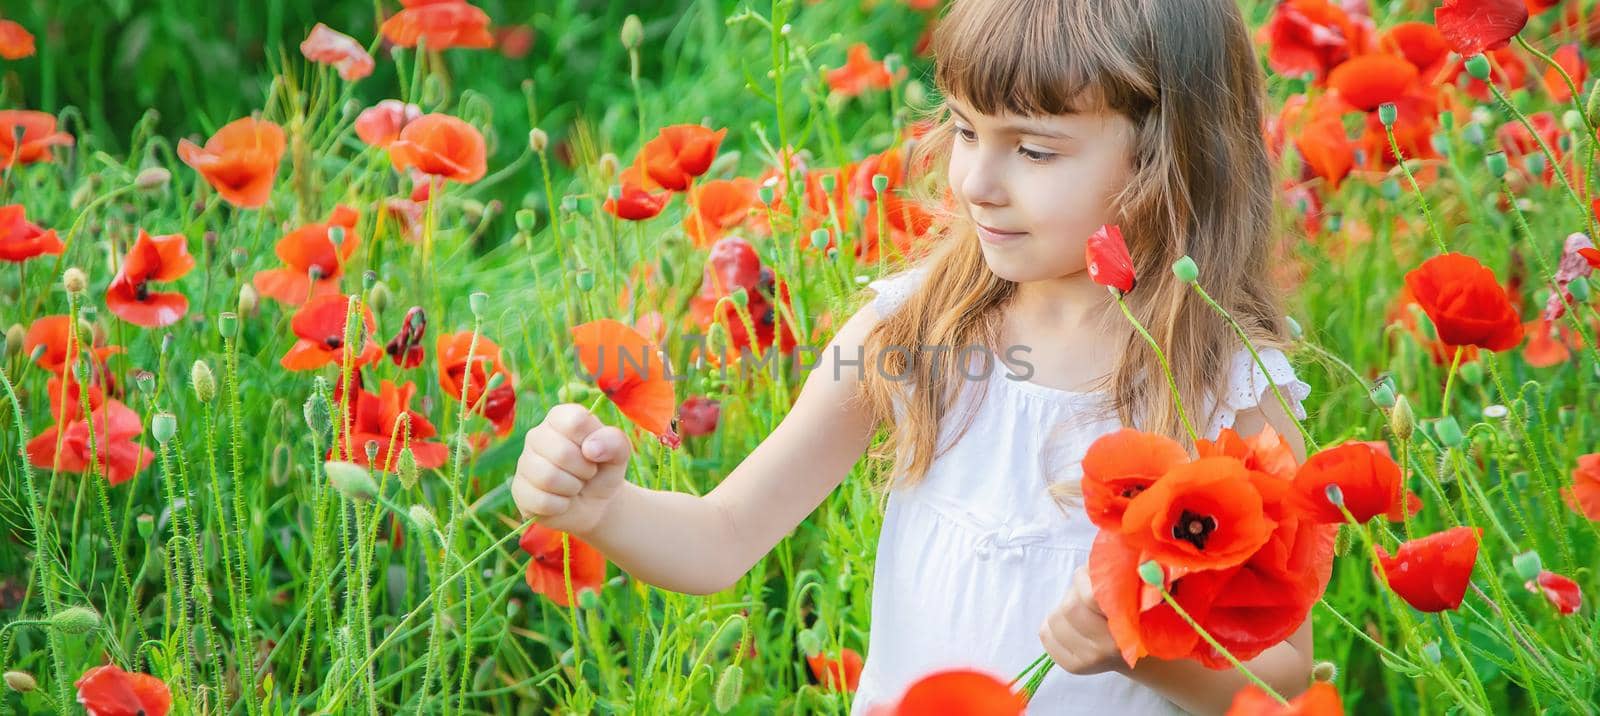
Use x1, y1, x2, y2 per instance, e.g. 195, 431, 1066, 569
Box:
1205, 346, 1311, 439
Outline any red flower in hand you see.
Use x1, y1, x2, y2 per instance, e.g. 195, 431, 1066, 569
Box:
1291, 441, 1402, 523
75, 663, 172, 716
519, 523, 606, 607
1085, 224, 1135, 294
106, 230, 196, 328
571, 319, 678, 446
1403, 253, 1524, 352
1434, 0, 1528, 56
1375, 526, 1481, 612
1080, 428, 1188, 530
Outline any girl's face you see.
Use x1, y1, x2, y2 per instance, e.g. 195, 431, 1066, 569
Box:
945, 95, 1137, 284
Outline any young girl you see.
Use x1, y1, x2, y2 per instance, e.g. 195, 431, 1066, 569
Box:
512, 0, 1316, 713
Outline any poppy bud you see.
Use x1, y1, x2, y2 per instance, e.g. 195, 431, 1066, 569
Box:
797, 628, 823, 658
1485, 151, 1508, 178
364, 439, 380, 464
391, 446, 418, 489
1171, 255, 1199, 284
136, 513, 155, 538
3, 324, 21, 357
529, 128, 549, 153
599, 153, 620, 180
326, 460, 378, 501
706, 323, 731, 357
1137, 560, 1164, 587
730, 287, 749, 309
70, 183, 95, 211
1430, 133, 1450, 157
135, 166, 171, 192
229, 246, 248, 271
1563, 109, 1584, 132
151, 412, 176, 445
421, 75, 446, 106
515, 208, 538, 232
1334, 524, 1351, 556
1311, 661, 1337, 683
408, 504, 437, 534
270, 443, 291, 488
1526, 153, 1546, 179
713, 664, 743, 713
470, 291, 488, 318
219, 311, 239, 338
1378, 102, 1397, 126
1390, 394, 1414, 440
1464, 54, 1491, 80
63, 267, 87, 295
1569, 276, 1591, 301
577, 589, 600, 610
304, 390, 331, 433
1421, 641, 1441, 664
576, 269, 595, 292
368, 281, 391, 313
1462, 122, 1485, 145
238, 283, 259, 316
1482, 404, 1508, 420
1434, 416, 1463, 448
51, 606, 101, 635
134, 370, 156, 396
1512, 550, 1542, 581
4, 671, 36, 693
621, 14, 643, 50
1324, 484, 1345, 508
810, 228, 831, 250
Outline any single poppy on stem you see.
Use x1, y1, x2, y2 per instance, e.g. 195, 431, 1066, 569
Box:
1374, 526, 1482, 612
75, 662, 172, 716
519, 522, 606, 607
105, 230, 196, 328
570, 318, 679, 448
177, 116, 286, 208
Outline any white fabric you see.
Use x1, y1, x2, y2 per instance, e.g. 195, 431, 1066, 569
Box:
849, 268, 1311, 715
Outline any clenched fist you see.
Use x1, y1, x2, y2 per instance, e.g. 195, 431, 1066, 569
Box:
511, 403, 634, 536
1039, 566, 1127, 676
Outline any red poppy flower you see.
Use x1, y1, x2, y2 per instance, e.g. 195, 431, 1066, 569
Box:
1375, 526, 1481, 612
519, 523, 605, 607
1380, 22, 1452, 81
631, 124, 727, 192
1280, 94, 1355, 189
1435, 0, 1529, 56
861, 192, 934, 263
683, 177, 758, 247
0, 110, 74, 169
1403, 253, 1524, 352
827, 43, 899, 96
1086, 224, 1136, 294
177, 117, 286, 208
388, 113, 486, 184
0, 19, 35, 59
1565, 453, 1600, 520
27, 399, 153, 485
356, 100, 423, 148
1196, 426, 1298, 483
436, 331, 518, 437
1528, 570, 1582, 615
807, 648, 864, 693
380, 0, 494, 51
253, 205, 361, 306
603, 181, 671, 221
333, 379, 448, 470
1328, 55, 1420, 113
0, 204, 63, 262
1291, 441, 1402, 524
1540, 43, 1585, 102
1225, 681, 1343, 716
1081, 428, 1189, 530
571, 319, 678, 446
1259, 0, 1373, 82
386, 306, 428, 369
494, 25, 536, 59
75, 663, 172, 716
688, 238, 799, 362
280, 294, 383, 371
105, 230, 195, 328
1121, 457, 1276, 571
23, 315, 125, 377
1188, 517, 1337, 668
862, 668, 1027, 716
1496, 110, 1565, 185
300, 23, 374, 81
1523, 317, 1582, 367
851, 146, 905, 200
677, 396, 720, 437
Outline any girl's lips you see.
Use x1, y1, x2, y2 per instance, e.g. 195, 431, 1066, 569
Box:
976, 223, 1027, 244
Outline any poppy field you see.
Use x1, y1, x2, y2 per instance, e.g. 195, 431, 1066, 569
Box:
2, 0, 1600, 714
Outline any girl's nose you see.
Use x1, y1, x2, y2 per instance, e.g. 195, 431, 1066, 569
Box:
962, 153, 1008, 208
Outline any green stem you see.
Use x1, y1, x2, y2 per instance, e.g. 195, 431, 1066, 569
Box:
1114, 294, 1198, 444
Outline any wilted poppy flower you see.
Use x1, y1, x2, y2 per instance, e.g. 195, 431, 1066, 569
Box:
0, 204, 63, 262
177, 117, 286, 208
436, 331, 518, 437
1375, 526, 1481, 612
75, 663, 172, 716
1565, 453, 1600, 520
1258, 0, 1373, 82
381, 0, 494, 50
27, 399, 153, 485
23, 315, 124, 377
1121, 457, 1276, 571
1528, 570, 1582, 615
807, 648, 864, 693
0, 110, 74, 169
106, 230, 195, 328
1224, 681, 1343, 716
1291, 441, 1402, 524
0, 19, 35, 59
677, 396, 720, 437
280, 294, 383, 371
572, 319, 679, 447
388, 113, 486, 184
386, 306, 428, 368
1403, 253, 1524, 352
1086, 224, 1136, 294
1080, 428, 1188, 530
519, 523, 606, 607
862, 668, 1027, 716
1435, 0, 1528, 56
603, 181, 670, 221
253, 205, 361, 306
827, 43, 899, 96
631, 124, 726, 192
683, 177, 758, 247
300, 23, 374, 81
356, 100, 423, 148
1523, 317, 1581, 367
333, 379, 448, 470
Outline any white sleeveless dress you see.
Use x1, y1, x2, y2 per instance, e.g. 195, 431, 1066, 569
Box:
850, 267, 1312, 715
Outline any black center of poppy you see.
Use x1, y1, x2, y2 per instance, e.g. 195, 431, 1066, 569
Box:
1172, 510, 1217, 550
135, 281, 149, 302
324, 336, 343, 349
1119, 485, 1146, 499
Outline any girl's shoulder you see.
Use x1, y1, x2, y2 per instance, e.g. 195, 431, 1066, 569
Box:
864, 265, 932, 318
1206, 343, 1312, 436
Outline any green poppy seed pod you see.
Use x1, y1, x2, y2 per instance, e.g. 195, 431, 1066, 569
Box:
1390, 394, 1414, 440
397, 447, 420, 489
757, 185, 775, 206
328, 225, 346, 248
408, 504, 437, 534
1323, 483, 1344, 508
134, 370, 156, 396
599, 153, 620, 180
1311, 661, 1337, 683
51, 606, 101, 635
713, 664, 744, 714
304, 391, 331, 433
1378, 102, 1397, 126
577, 588, 600, 610
470, 291, 488, 318
4, 324, 23, 357
1430, 133, 1450, 157
218, 312, 239, 338
1379, 178, 1401, 200
368, 281, 391, 313
63, 267, 87, 295
1458, 359, 1483, 385
1370, 383, 1395, 408
364, 440, 380, 464
730, 287, 749, 308
151, 412, 176, 445
1421, 641, 1442, 664
1485, 151, 1508, 178
576, 269, 595, 292
872, 174, 889, 193
796, 628, 823, 658
1464, 54, 1491, 80
1563, 109, 1584, 131
485, 372, 507, 392
515, 209, 538, 232
326, 460, 378, 501
228, 245, 247, 270
1569, 276, 1592, 302
421, 74, 446, 106
818, 173, 837, 194
3, 671, 36, 693
1171, 256, 1199, 284
1462, 122, 1485, 145
810, 228, 831, 250
607, 184, 623, 201
238, 283, 259, 316
1137, 560, 1164, 587
1434, 415, 1463, 448
529, 128, 549, 153
621, 14, 643, 50
136, 513, 155, 538
135, 166, 171, 192
574, 195, 596, 214
557, 381, 601, 405
1512, 550, 1542, 581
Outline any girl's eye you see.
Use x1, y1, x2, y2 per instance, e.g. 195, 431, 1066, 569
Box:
955, 126, 977, 142
1018, 146, 1054, 163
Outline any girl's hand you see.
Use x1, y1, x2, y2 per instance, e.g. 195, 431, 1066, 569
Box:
511, 403, 634, 537
1038, 565, 1126, 676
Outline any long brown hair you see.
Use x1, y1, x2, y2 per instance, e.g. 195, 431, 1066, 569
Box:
854, 0, 1292, 491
